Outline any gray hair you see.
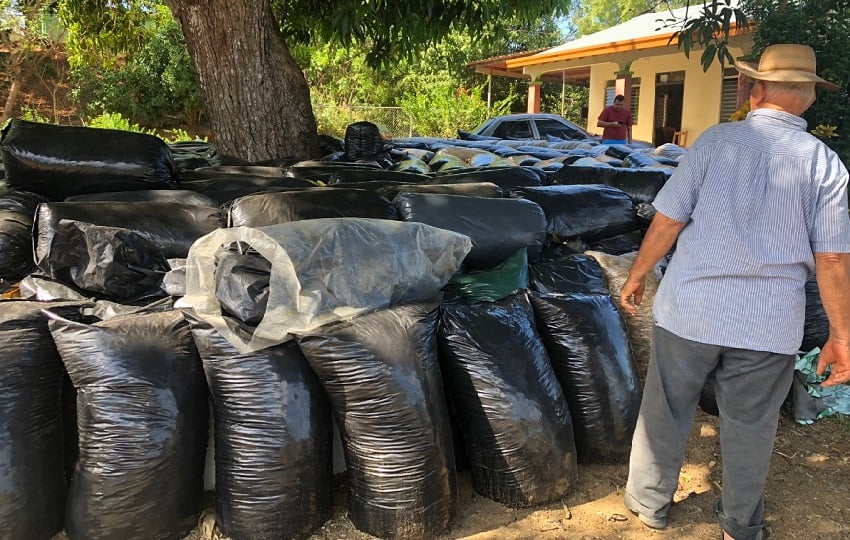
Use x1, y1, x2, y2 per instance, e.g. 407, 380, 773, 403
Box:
759, 80, 816, 103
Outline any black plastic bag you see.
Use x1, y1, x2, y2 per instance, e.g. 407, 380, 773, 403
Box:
284, 161, 380, 182
179, 165, 292, 181
47, 309, 208, 540
394, 192, 547, 270
228, 188, 398, 227
699, 373, 720, 417
297, 299, 457, 540
623, 151, 663, 169
0, 189, 50, 214
393, 158, 432, 174
802, 277, 828, 351
323, 168, 430, 186
530, 253, 609, 295
604, 144, 635, 160
551, 166, 668, 203
635, 202, 657, 225
213, 243, 271, 325
432, 166, 545, 190
190, 321, 333, 540
438, 293, 578, 507
510, 184, 637, 242
65, 189, 217, 206
0, 210, 36, 286
0, 301, 86, 540
344, 121, 388, 161
18, 274, 91, 301
168, 140, 219, 171
180, 179, 314, 206
587, 230, 644, 255
35, 201, 225, 263
38, 220, 170, 302
530, 293, 642, 463
378, 181, 502, 200
0, 119, 176, 200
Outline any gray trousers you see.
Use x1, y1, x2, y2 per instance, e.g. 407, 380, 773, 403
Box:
625, 325, 794, 540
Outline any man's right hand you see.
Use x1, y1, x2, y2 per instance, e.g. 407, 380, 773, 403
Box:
619, 277, 646, 317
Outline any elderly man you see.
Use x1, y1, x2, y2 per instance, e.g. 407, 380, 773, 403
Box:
619, 44, 850, 540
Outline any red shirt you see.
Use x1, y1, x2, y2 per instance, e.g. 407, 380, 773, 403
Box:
598, 105, 633, 140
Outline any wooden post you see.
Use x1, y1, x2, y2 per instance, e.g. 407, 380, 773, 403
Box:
527, 81, 542, 113
737, 74, 753, 108
487, 72, 493, 112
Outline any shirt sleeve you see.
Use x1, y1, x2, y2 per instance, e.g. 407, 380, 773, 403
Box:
810, 150, 850, 253
651, 138, 710, 223
598, 108, 610, 122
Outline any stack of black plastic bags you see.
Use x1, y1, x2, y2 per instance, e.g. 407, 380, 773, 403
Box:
0, 118, 768, 540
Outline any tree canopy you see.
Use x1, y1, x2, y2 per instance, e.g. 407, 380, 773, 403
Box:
57, 0, 572, 161
570, 0, 687, 36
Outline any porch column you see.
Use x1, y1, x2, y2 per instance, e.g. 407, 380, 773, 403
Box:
526, 81, 542, 113
615, 72, 632, 102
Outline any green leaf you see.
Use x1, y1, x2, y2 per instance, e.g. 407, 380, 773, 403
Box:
701, 43, 716, 71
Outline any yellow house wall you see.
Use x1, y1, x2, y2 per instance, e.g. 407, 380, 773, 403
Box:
584, 47, 748, 146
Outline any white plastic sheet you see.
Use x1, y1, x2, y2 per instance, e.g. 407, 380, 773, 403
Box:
181, 218, 471, 352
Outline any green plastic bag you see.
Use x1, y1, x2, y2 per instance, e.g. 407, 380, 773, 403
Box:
447, 248, 528, 304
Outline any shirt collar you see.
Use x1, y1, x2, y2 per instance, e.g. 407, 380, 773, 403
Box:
746, 108, 808, 131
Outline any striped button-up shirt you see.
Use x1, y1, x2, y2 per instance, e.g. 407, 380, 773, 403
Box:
652, 108, 850, 354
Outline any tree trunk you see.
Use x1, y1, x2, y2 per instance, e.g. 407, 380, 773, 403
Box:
2, 67, 25, 126
165, 0, 321, 162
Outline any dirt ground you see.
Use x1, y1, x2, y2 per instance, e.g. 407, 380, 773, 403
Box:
179, 410, 850, 540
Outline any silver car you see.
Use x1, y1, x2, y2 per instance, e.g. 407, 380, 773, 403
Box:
471, 113, 595, 141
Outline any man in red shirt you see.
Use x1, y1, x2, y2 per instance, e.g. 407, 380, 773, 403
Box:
597, 94, 633, 144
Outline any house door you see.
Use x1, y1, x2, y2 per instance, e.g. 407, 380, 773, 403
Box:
653, 71, 685, 146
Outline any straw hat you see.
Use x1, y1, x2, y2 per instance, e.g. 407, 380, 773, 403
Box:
734, 44, 838, 91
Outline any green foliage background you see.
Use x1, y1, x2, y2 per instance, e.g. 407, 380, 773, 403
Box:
66, 4, 203, 128
742, 0, 849, 162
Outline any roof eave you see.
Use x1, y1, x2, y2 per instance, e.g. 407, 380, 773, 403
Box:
506, 24, 748, 69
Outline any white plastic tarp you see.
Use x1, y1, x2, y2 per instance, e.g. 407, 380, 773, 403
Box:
181, 217, 472, 352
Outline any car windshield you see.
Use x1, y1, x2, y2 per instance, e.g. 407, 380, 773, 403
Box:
491, 120, 534, 139
536, 118, 587, 140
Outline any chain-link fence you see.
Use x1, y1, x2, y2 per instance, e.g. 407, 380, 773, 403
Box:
313, 105, 415, 138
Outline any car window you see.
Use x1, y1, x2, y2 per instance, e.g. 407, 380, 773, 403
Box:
492, 120, 534, 139
535, 118, 586, 140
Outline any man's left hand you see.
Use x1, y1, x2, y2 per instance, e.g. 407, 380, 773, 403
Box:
817, 336, 850, 386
